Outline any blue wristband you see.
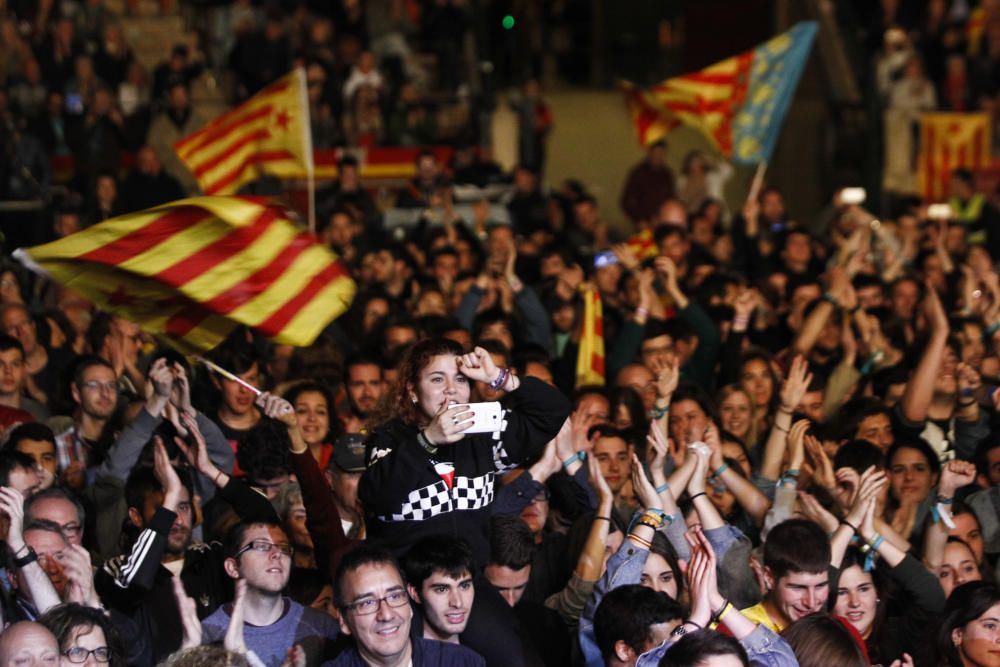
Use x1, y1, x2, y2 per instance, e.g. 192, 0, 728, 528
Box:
655, 482, 671, 494
562, 451, 585, 469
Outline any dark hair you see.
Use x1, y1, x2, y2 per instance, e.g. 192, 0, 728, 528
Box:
764, 519, 831, 578
0, 335, 24, 356
39, 603, 126, 667
608, 386, 648, 438
224, 517, 287, 559
488, 516, 535, 569
71, 354, 115, 388
670, 383, 719, 424
659, 629, 749, 667
936, 582, 1000, 666
886, 439, 941, 480
649, 532, 685, 601
838, 398, 889, 443
24, 487, 86, 526
6, 423, 56, 449
237, 420, 292, 482
594, 585, 684, 662
344, 353, 382, 380
372, 337, 463, 427
833, 440, 885, 473
0, 450, 37, 486
333, 544, 402, 608
282, 382, 336, 443
974, 438, 1000, 479
402, 536, 475, 588
123, 464, 194, 515
781, 614, 867, 667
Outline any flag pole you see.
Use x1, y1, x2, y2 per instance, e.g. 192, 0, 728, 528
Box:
296, 66, 316, 233
747, 160, 768, 204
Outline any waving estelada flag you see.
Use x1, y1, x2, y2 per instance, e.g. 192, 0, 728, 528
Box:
620, 21, 818, 165
14, 196, 355, 353
918, 112, 992, 201
575, 286, 605, 387
174, 69, 313, 195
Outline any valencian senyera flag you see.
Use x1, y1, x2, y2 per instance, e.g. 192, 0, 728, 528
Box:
13, 196, 355, 353
620, 21, 818, 165
175, 69, 313, 195
576, 286, 605, 387
918, 112, 992, 201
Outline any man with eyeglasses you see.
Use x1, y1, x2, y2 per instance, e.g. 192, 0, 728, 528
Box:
24, 487, 86, 548
200, 518, 340, 666
54, 356, 119, 490
329, 544, 484, 666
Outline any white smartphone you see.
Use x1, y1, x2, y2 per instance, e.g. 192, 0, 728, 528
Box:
840, 187, 866, 205
456, 402, 504, 434
927, 203, 954, 220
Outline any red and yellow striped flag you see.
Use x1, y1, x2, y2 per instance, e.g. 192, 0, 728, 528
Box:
624, 228, 660, 260
575, 286, 605, 387
918, 112, 992, 201
175, 69, 313, 195
14, 196, 355, 352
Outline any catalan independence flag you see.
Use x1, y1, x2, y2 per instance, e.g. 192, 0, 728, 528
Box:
575, 286, 605, 387
918, 113, 992, 201
175, 69, 313, 195
621, 21, 818, 165
13, 197, 355, 352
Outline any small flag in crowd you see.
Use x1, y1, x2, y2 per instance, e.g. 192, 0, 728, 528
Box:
624, 228, 660, 260
918, 112, 992, 201
621, 21, 818, 165
175, 69, 313, 195
575, 286, 605, 387
14, 196, 355, 352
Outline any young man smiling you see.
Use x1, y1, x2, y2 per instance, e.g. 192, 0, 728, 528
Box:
402, 536, 476, 644
738, 519, 832, 632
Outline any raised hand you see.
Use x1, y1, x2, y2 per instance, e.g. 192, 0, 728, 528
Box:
587, 451, 613, 507
0, 487, 26, 550
152, 436, 184, 512
611, 243, 640, 272
224, 578, 249, 654
256, 391, 296, 427
780, 356, 812, 413
423, 402, 475, 446
804, 435, 835, 491
173, 577, 202, 649
844, 466, 887, 533
631, 453, 662, 511
174, 412, 218, 480
939, 459, 977, 498
457, 347, 500, 385
798, 491, 839, 534
655, 358, 680, 400
646, 421, 669, 476
61, 545, 100, 607
170, 362, 194, 415
687, 444, 710, 496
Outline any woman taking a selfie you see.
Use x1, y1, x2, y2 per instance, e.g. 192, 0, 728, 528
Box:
360, 338, 570, 566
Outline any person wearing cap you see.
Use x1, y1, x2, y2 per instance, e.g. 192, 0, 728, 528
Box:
327, 433, 366, 539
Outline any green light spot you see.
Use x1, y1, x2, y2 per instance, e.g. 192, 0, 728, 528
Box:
502, 15, 515, 30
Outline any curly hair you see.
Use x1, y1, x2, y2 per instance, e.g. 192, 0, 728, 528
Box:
369, 337, 464, 428
39, 603, 127, 667
236, 420, 292, 481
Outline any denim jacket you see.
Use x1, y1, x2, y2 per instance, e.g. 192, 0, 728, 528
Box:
635, 623, 800, 667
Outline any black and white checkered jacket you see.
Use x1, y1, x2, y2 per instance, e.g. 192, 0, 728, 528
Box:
359, 377, 570, 568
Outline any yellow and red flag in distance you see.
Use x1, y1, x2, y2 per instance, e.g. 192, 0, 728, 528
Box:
174, 69, 313, 195
575, 286, 605, 388
14, 196, 355, 353
918, 112, 992, 201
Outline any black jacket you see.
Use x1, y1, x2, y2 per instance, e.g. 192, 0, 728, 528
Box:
360, 377, 570, 568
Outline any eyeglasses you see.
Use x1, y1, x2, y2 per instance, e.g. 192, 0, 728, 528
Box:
234, 540, 294, 558
63, 647, 111, 663
345, 589, 409, 615
80, 380, 117, 393
60, 523, 82, 538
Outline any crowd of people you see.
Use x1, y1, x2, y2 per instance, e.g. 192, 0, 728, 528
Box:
4, 2, 1000, 667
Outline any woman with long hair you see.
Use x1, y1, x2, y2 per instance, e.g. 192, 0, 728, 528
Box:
283, 382, 338, 470
360, 338, 569, 564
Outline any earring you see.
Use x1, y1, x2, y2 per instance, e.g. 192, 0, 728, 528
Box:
411, 395, 418, 404
876, 598, 881, 603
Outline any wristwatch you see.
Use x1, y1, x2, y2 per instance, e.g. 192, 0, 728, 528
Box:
13, 546, 38, 568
